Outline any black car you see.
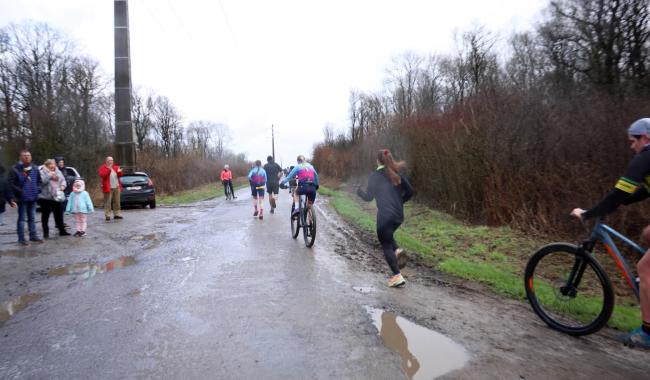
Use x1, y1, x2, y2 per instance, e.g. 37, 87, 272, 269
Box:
120, 172, 156, 208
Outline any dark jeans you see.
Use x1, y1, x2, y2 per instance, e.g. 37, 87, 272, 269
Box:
377, 220, 402, 275
39, 199, 65, 237
17, 201, 38, 242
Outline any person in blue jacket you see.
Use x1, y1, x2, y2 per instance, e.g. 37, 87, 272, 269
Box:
248, 160, 267, 220
65, 179, 94, 237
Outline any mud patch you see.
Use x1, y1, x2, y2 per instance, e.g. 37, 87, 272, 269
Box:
0, 250, 38, 258
0, 293, 44, 324
366, 307, 469, 379
352, 286, 375, 293
131, 233, 157, 241
48, 256, 137, 279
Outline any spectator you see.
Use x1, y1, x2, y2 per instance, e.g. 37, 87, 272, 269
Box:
98, 156, 123, 221
54, 156, 76, 211
0, 164, 17, 226
65, 179, 94, 237
39, 159, 69, 238
8, 149, 43, 245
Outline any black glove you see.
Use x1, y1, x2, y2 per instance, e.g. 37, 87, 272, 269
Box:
356, 187, 364, 198
315, 185, 319, 190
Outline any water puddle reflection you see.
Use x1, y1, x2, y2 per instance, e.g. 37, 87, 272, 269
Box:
366, 307, 469, 379
48, 256, 137, 279
0, 293, 44, 324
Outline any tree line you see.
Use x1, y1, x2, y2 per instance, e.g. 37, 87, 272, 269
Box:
313, 0, 650, 235
0, 21, 248, 194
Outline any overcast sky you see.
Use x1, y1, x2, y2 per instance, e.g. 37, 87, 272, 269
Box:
1, 0, 547, 166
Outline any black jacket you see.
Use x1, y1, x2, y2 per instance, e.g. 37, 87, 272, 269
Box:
0, 166, 14, 213
264, 162, 282, 185
357, 168, 414, 225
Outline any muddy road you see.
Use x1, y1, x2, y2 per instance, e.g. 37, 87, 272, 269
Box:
0, 189, 648, 379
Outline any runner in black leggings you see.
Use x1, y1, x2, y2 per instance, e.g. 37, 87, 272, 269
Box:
357, 149, 414, 287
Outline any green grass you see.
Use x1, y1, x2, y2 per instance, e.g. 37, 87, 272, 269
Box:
158, 180, 246, 206
319, 185, 642, 331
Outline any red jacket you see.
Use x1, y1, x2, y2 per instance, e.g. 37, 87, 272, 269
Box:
98, 164, 124, 193
220, 169, 233, 181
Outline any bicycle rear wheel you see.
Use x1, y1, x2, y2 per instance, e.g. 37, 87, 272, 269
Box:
303, 205, 316, 248
524, 243, 614, 336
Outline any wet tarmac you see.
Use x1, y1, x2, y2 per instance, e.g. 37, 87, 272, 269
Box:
0, 188, 649, 379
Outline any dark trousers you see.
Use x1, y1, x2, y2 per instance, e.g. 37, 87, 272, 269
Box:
223, 180, 235, 197
39, 199, 65, 237
377, 220, 402, 275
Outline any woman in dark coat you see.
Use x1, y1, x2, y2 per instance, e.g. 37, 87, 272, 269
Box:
0, 164, 17, 225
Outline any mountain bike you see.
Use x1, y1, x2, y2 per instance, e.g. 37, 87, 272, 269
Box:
524, 218, 643, 336
290, 192, 317, 248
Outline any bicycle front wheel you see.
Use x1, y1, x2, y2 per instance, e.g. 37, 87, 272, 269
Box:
303, 205, 316, 248
291, 210, 300, 239
524, 243, 614, 336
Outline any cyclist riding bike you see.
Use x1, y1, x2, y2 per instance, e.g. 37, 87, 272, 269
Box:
571, 117, 650, 348
220, 164, 236, 199
280, 155, 319, 217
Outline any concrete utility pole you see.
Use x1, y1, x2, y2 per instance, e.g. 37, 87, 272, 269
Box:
271, 124, 275, 161
114, 0, 136, 172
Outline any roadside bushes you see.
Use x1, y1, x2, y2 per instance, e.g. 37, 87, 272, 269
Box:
314, 0, 650, 237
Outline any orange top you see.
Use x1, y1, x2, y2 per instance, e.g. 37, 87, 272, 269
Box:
220, 169, 232, 181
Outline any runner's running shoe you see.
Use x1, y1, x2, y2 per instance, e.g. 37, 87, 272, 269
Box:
617, 327, 650, 349
387, 274, 406, 288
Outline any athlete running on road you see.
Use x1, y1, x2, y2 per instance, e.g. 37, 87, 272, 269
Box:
263, 156, 283, 214
357, 149, 413, 288
280, 155, 319, 217
220, 164, 236, 199
571, 118, 650, 348
248, 160, 267, 220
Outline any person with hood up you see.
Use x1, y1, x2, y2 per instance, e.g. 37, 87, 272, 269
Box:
65, 179, 94, 237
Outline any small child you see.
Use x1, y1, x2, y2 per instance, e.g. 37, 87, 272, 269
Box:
65, 179, 94, 236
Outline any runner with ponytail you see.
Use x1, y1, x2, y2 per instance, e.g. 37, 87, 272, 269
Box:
357, 149, 414, 287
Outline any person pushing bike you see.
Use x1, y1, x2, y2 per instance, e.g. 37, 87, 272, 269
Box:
220, 164, 236, 200
280, 155, 319, 217
571, 118, 650, 348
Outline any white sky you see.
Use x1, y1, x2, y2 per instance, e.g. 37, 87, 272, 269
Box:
1, 0, 547, 166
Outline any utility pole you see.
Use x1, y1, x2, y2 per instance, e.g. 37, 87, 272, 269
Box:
271, 124, 275, 161
114, 0, 136, 172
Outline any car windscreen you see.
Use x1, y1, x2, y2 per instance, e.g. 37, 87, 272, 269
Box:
120, 175, 148, 185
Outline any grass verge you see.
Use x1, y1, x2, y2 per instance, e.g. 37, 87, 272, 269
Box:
158, 178, 247, 206
319, 185, 641, 331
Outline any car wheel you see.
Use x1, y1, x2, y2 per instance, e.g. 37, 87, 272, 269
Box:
149, 200, 156, 209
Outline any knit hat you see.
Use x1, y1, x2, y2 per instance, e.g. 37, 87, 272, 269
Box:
628, 118, 650, 136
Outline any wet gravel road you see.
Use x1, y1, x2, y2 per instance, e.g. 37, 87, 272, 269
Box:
1, 189, 650, 379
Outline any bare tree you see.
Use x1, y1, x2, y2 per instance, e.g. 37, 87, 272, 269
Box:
152, 95, 182, 158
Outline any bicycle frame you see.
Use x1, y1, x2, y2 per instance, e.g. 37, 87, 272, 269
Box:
582, 219, 645, 300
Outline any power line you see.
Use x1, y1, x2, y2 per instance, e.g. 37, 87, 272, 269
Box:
218, 0, 237, 46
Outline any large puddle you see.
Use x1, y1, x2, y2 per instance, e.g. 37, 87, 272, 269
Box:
0, 293, 44, 324
367, 307, 469, 379
48, 256, 137, 279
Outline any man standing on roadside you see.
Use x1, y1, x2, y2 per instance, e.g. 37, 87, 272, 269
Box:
98, 156, 124, 221
8, 149, 43, 245
263, 155, 282, 214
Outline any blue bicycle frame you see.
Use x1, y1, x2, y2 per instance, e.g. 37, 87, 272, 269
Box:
587, 219, 645, 300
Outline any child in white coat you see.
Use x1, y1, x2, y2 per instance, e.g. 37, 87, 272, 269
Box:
65, 179, 94, 236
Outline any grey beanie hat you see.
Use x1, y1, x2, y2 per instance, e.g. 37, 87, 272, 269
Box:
628, 118, 650, 136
